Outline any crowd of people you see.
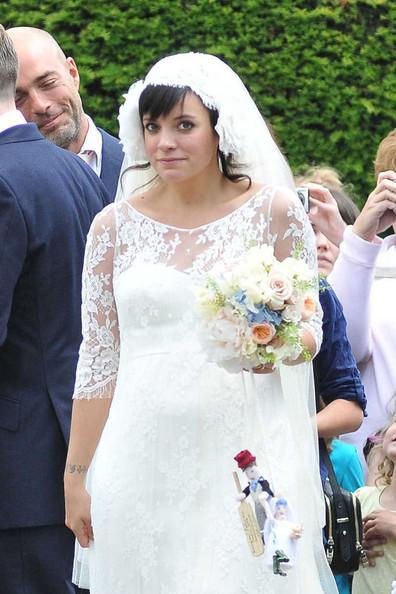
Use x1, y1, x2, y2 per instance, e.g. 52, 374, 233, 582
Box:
0, 23, 395, 594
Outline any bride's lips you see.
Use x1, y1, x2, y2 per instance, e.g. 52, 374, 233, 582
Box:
157, 158, 186, 163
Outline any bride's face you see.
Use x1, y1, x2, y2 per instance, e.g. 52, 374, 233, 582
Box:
142, 92, 219, 183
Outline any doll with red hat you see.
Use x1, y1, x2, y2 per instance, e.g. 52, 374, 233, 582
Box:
234, 449, 274, 535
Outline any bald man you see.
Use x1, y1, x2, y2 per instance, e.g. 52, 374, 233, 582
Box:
7, 27, 123, 200
0, 26, 113, 593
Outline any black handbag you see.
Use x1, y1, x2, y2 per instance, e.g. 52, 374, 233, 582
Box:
321, 442, 367, 574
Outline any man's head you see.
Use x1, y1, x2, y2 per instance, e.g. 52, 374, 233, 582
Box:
7, 27, 87, 151
0, 25, 18, 108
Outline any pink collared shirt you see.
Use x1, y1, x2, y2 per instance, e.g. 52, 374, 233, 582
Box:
78, 115, 103, 176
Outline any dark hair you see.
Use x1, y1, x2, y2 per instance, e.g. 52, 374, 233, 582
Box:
137, 84, 251, 187
0, 25, 18, 102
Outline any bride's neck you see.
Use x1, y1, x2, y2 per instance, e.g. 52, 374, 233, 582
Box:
159, 171, 230, 208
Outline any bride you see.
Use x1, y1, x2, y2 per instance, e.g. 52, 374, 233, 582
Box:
64, 52, 338, 594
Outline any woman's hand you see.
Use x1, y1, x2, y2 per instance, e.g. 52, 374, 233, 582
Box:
65, 484, 93, 548
364, 509, 396, 541
250, 336, 282, 373
353, 171, 396, 242
250, 327, 316, 371
305, 183, 347, 247
361, 509, 396, 567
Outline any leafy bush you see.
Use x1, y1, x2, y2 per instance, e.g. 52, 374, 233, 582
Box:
4, 0, 396, 205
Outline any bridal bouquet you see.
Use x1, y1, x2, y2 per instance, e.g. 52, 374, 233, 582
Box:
196, 245, 317, 373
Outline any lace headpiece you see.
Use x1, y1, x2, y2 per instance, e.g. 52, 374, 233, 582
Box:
116, 52, 294, 200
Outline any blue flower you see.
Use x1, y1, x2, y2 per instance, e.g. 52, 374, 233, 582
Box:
247, 305, 282, 326
234, 290, 246, 304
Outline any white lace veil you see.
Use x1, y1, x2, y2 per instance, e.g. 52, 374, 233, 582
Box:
115, 52, 295, 201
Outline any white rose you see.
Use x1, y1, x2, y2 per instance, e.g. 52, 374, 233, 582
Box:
268, 270, 293, 302
282, 301, 303, 323
202, 311, 249, 363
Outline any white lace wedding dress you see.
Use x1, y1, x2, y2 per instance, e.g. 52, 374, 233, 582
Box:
72, 185, 338, 594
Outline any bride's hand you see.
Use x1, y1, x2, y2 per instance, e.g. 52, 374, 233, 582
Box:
250, 336, 284, 373
65, 485, 93, 547
251, 363, 275, 374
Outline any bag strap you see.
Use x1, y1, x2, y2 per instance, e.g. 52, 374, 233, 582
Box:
314, 368, 358, 565
320, 442, 343, 496
313, 367, 347, 504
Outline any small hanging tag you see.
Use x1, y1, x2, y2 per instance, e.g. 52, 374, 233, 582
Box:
233, 471, 264, 557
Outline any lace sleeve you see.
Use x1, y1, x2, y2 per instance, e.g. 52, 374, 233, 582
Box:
73, 205, 120, 399
268, 187, 323, 353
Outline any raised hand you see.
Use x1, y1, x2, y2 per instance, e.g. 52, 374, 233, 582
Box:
353, 171, 396, 242
305, 183, 347, 247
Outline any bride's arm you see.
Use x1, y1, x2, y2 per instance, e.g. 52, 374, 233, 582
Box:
65, 399, 112, 546
64, 205, 120, 547
268, 187, 322, 362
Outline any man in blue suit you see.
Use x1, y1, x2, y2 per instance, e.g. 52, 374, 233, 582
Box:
7, 26, 124, 201
0, 27, 111, 594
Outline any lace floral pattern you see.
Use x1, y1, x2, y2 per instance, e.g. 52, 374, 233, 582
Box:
72, 184, 338, 594
74, 216, 120, 397
73, 185, 321, 399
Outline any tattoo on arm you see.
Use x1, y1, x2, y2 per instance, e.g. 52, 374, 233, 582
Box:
67, 464, 88, 475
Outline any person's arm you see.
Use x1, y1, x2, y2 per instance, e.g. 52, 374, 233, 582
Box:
329, 171, 396, 363
0, 177, 27, 346
314, 283, 365, 437
64, 205, 120, 547
65, 399, 111, 546
329, 228, 379, 364
268, 187, 322, 361
316, 399, 363, 438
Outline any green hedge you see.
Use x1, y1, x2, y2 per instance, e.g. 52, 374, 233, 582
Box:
4, 0, 396, 205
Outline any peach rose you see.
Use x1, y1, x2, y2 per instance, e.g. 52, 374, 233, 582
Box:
302, 296, 316, 321
251, 322, 276, 345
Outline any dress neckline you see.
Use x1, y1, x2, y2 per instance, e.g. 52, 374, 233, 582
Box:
123, 185, 270, 232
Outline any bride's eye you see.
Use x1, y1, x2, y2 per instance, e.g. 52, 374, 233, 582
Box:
179, 120, 194, 130
144, 122, 158, 132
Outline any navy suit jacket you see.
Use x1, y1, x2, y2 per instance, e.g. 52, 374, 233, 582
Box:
0, 123, 110, 529
98, 128, 123, 201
